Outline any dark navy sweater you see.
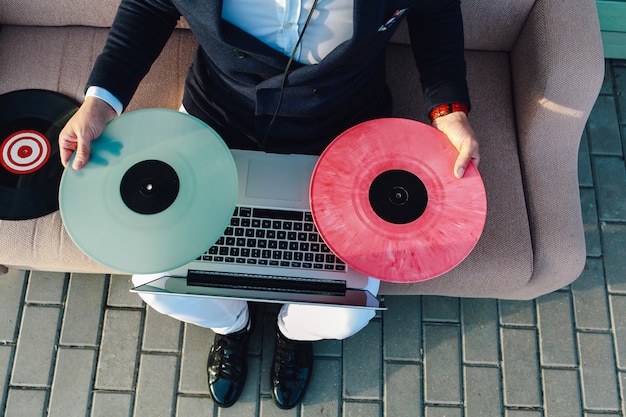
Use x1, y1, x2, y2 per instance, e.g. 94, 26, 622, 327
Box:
88, 0, 470, 154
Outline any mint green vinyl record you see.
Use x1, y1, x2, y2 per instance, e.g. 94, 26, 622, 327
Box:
59, 109, 238, 274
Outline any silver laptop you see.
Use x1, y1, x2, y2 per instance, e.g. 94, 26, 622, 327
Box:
131, 149, 386, 310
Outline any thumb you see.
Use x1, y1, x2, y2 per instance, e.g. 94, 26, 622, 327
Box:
71, 133, 92, 170
454, 151, 471, 179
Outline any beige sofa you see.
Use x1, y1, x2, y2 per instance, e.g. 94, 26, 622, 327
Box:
0, 0, 604, 299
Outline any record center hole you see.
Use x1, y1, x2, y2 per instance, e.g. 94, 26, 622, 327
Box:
390, 186, 409, 205
141, 181, 155, 195
19, 146, 33, 158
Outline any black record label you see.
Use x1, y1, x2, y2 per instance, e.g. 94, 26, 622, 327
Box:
120, 160, 180, 215
368, 169, 428, 224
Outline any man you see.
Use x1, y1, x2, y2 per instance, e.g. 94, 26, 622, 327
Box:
59, 0, 479, 409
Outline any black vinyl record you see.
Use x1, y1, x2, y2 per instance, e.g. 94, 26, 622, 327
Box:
0, 89, 78, 220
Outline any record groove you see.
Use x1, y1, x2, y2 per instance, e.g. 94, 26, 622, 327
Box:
0, 89, 78, 220
59, 109, 238, 274
310, 118, 487, 283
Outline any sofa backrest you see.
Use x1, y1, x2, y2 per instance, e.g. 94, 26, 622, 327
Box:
1, 0, 536, 51
391, 0, 536, 52
0, 0, 120, 27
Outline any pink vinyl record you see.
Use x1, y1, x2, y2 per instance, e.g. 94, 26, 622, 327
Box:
310, 118, 487, 283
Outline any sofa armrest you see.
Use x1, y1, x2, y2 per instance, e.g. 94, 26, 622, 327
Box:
508, 0, 604, 297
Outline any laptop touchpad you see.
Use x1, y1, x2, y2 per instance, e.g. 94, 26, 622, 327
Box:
246, 158, 305, 201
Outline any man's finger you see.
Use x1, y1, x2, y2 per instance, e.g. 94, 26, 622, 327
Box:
454, 146, 480, 179
454, 152, 471, 179
71, 134, 91, 170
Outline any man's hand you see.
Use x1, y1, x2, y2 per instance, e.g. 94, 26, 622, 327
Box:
59, 96, 118, 170
431, 112, 480, 179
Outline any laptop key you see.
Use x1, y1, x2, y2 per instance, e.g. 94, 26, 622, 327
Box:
203, 207, 349, 274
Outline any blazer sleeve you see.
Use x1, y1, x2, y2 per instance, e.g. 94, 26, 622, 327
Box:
407, 0, 471, 116
86, 0, 181, 109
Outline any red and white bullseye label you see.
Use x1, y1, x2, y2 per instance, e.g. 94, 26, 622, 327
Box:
1, 130, 51, 175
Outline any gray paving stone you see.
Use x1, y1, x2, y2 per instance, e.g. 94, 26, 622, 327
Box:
542, 369, 581, 417
571, 258, 610, 331
580, 188, 602, 257
91, 392, 134, 417
613, 65, 626, 121
176, 395, 215, 417
134, 353, 178, 417
422, 296, 459, 323
592, 157, 626, 222
464, 366, 502, 417
343, 401, 381, 417
423, 324, 461, 405
95, 309, 142, 391
142, 306, 182, 353
501, 328, 541, 407
425, 406, 461, 417
301, 358, 341, 417
4, 388, 47, 417
602, 223, 626, 293
260, 314, 276, 396
577, 332, 620, 411
60, 273, 107, 347
608, 299, 626, 362
108, 274, 144, 308
504, 411, 542, 417
536, 292, 577, 367
498, 300, 536, 327
48, 347, 97, 417
0, 345, 13, 410
578, 130, 594, 188
587, 95, 622, 156
179, 323, 211, 394
384, 362, 421, 417
25, 271, 66, 305
600, 61, 613, 95
622, 125, 626, 157
620, 372, 626, 417
0, 269, 26, 343
11, 305, 61, 387
343, 320, 382, 400
383, 295, 421, 361
259, 397, 297, 417
314, 338, 342, 358
461, 298, 499, 365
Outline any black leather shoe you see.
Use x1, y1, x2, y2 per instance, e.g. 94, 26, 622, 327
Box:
270, 328, 313, 409
207, 323, 252, 407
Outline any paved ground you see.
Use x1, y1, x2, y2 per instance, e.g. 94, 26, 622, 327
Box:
1, 59, 625, 417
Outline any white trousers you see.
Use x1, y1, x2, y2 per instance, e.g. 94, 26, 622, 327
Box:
132, 273, 380, 341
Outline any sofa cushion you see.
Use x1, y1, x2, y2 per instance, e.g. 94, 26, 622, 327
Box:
0, 25, 197, 109
381, 44, 534, 298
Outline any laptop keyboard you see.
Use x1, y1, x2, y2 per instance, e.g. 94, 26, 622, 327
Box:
199, 206, 347, 272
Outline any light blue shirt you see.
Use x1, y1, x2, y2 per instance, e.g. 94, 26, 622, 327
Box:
222, 0, 353, 65
88, 0, 354, 114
